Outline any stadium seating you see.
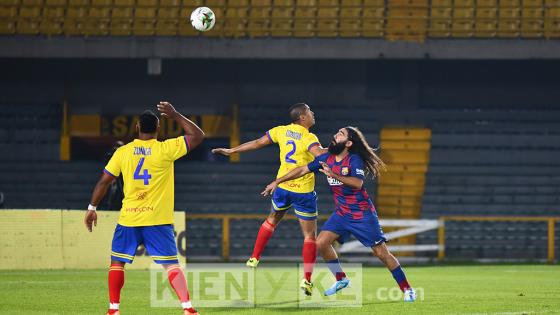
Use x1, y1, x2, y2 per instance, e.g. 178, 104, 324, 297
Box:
1, 104, 560, 260
0, 103, 381, 259
415, 109, 560, 260
0, 0, 559, 38
0, 104, 61, 161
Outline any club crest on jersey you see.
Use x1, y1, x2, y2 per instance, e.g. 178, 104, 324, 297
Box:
341, 167, 349, 175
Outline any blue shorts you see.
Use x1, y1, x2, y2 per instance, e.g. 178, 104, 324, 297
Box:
271, 187, 318, 221
321, 212, 387, 248
111, 224, 179, 264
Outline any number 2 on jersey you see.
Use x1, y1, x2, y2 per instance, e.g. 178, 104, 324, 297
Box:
285, 140, 297, 164
134, 157, 152, 185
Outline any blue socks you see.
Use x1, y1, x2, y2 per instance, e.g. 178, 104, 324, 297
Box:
391, 265, 411, 291
326, 259, 347, 281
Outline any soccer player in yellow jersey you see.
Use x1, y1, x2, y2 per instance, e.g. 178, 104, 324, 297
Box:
84, 102, 204, 315
212, 103, 326, 296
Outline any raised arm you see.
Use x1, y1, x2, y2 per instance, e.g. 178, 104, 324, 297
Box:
261, 165, 312, 196
84, 173, 115, 232
212, 135, 271, 156
157, 101, 205, 150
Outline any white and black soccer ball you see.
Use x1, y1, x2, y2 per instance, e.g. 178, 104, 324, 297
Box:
190, 7, 216, 32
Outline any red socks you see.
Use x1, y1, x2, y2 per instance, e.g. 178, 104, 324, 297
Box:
251, 220, 276, 259
302, 238, 317, 282
108, 264, 124, 313
167, 265, 191, 304
251, 221, 317, 282
108, 263, 195, 313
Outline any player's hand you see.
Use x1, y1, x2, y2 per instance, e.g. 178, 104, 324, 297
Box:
84, 210, 98, 232
319, 161, 335, 177
157, 101, 178, 119
261, 181, 278, 197
212, 148, 234, 156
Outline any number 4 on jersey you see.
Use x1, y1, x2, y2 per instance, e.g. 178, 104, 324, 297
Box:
134, 157, 152, 185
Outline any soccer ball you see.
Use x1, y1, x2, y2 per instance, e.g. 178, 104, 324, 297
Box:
190, 7, 216, 32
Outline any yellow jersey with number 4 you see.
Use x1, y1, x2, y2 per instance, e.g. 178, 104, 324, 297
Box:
266, 124, 320, 194
104, 136, 190, 227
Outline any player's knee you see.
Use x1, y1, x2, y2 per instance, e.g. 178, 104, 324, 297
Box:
162, 263, 179, 270
316, 238, 329, 251
266, 218, 279, 226
111, 260, 126, 266
372, 244, 388, 259
267, 213, 284, 225
304, 235, 316, 242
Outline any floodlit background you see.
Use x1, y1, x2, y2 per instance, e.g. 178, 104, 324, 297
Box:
1, 1, 560, 313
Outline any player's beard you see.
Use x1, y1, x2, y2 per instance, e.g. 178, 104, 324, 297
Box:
328, 140, 347, 155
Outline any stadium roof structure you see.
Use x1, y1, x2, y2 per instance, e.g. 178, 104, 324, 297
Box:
1, 38, 559, 60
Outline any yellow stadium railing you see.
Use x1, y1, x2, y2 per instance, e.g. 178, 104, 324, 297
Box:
186, 213, 329, 261
438, 216, 560, 264
186, 214, 559, 263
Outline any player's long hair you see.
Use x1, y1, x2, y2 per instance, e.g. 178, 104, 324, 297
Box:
345, 126, 387, 178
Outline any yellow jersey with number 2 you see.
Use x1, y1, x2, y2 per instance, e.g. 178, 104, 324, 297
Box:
104, 136, 190, 227
266, 124, 320, 194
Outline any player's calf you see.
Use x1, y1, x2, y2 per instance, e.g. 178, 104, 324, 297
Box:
372, 243, 414, 300
248, 219, 277, 264
165, 264, 199, 313
302, 237, 316, 282
107, 263, 125, 315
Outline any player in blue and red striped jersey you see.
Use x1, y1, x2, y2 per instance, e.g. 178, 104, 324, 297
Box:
262, 126, 416, 302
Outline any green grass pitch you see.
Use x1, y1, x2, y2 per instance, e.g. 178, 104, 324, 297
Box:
1, 265, 559, 315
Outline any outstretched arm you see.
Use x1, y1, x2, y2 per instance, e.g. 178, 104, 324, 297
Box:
261, 165, 312, 196
84, 173, 115, 232
212, 135, 271, 156
309, 144, 328, 157
157, 101, 205, 150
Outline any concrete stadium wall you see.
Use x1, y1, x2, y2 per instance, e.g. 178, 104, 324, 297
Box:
0, 210, 186, 270
1, 59, 560, 115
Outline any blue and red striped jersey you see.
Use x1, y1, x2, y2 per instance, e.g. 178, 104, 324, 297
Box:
308, 153, 375, 220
